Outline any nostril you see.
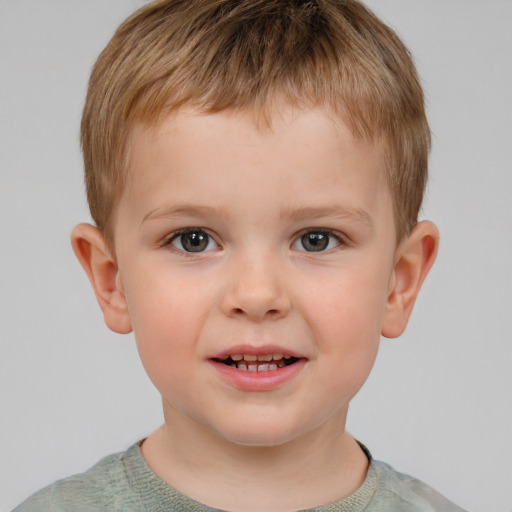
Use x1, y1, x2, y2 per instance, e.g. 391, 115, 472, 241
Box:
231, 307, 281, 319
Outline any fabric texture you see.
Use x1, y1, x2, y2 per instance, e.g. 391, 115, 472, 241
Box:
13, 441, 466, 512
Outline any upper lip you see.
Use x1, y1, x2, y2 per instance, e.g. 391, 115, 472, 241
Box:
209, 344, 305, 360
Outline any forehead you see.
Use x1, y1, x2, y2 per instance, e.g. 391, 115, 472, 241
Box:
120, 106, 391, 229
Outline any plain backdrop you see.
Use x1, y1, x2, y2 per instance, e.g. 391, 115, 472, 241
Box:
1, 1, 511, 511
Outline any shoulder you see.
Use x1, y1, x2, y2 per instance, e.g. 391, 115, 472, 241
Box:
12, 445, 143, 512
368, 460, 467, 512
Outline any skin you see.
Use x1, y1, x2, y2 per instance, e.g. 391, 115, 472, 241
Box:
72, 106, 438, 511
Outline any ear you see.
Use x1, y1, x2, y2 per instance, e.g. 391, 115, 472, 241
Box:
381, 221, 439, 338
71, 223, 132, 334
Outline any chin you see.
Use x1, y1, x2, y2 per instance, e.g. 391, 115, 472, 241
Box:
224, 432, 297, 448
211, 416, 310, 448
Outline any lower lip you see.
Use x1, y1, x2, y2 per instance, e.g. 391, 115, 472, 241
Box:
209, 359, 307, 391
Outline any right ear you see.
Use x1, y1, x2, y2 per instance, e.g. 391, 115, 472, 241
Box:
71, 223, 132, 334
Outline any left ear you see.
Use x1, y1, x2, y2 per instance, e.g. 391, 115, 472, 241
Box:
381, 221, 439, 338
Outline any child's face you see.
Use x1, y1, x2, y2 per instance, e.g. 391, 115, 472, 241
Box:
113, 107, 399, 446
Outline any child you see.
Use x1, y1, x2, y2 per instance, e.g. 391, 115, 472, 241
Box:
14, 0, 467, 510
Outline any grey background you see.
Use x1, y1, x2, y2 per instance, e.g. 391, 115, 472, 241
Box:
1, 1, 511, 511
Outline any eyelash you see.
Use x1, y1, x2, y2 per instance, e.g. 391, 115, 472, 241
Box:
162, 228, 345, 255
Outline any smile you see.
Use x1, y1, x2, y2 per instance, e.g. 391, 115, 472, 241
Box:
215, 354, 299, 371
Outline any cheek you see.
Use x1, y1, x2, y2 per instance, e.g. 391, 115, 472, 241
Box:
300, 271, 388, 392
123, 271, 212, 390
304, 270, 388, 343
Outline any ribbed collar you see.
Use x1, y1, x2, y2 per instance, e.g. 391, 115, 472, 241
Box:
119, 440, 378, 511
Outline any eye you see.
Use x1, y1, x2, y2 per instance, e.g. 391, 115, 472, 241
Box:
169, 229, 218, 253
292, 231, 342, 252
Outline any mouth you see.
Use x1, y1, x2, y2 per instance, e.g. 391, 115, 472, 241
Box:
213, 353, 300, 372
209, 349, 306, 390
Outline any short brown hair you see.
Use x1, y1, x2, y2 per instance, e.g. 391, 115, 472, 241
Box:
81, 0, 430, 245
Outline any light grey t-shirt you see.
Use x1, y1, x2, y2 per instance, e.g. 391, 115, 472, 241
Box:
14, 441, 466, 512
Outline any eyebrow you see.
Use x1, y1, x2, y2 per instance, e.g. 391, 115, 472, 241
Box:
141, 204, 229, 225
141, 203, 374, 229
279, 205, 374, 229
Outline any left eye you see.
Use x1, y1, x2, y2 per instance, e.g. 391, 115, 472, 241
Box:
292, 231, 341, 252
170, 229, 218, 253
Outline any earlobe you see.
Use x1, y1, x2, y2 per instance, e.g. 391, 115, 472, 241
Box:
381, 221, 439, 338
71, 223, 132, 334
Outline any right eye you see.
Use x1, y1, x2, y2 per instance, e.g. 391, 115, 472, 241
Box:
169, 229, 219, 253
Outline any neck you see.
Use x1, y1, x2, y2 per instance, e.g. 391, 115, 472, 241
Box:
141, 402, 368, 512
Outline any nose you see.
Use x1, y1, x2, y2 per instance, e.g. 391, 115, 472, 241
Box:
220, 253, 291, 322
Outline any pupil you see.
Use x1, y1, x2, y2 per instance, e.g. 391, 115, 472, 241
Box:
302, 233, 328, 252
182, 232, 208, 252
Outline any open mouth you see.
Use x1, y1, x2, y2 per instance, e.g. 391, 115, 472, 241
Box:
214, 353, 300, 372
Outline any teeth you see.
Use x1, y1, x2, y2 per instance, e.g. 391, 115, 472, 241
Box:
234, 360, 291, 371
225, 353, 292, 361
219, 353, 297, 371
245, 362, 274, 372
